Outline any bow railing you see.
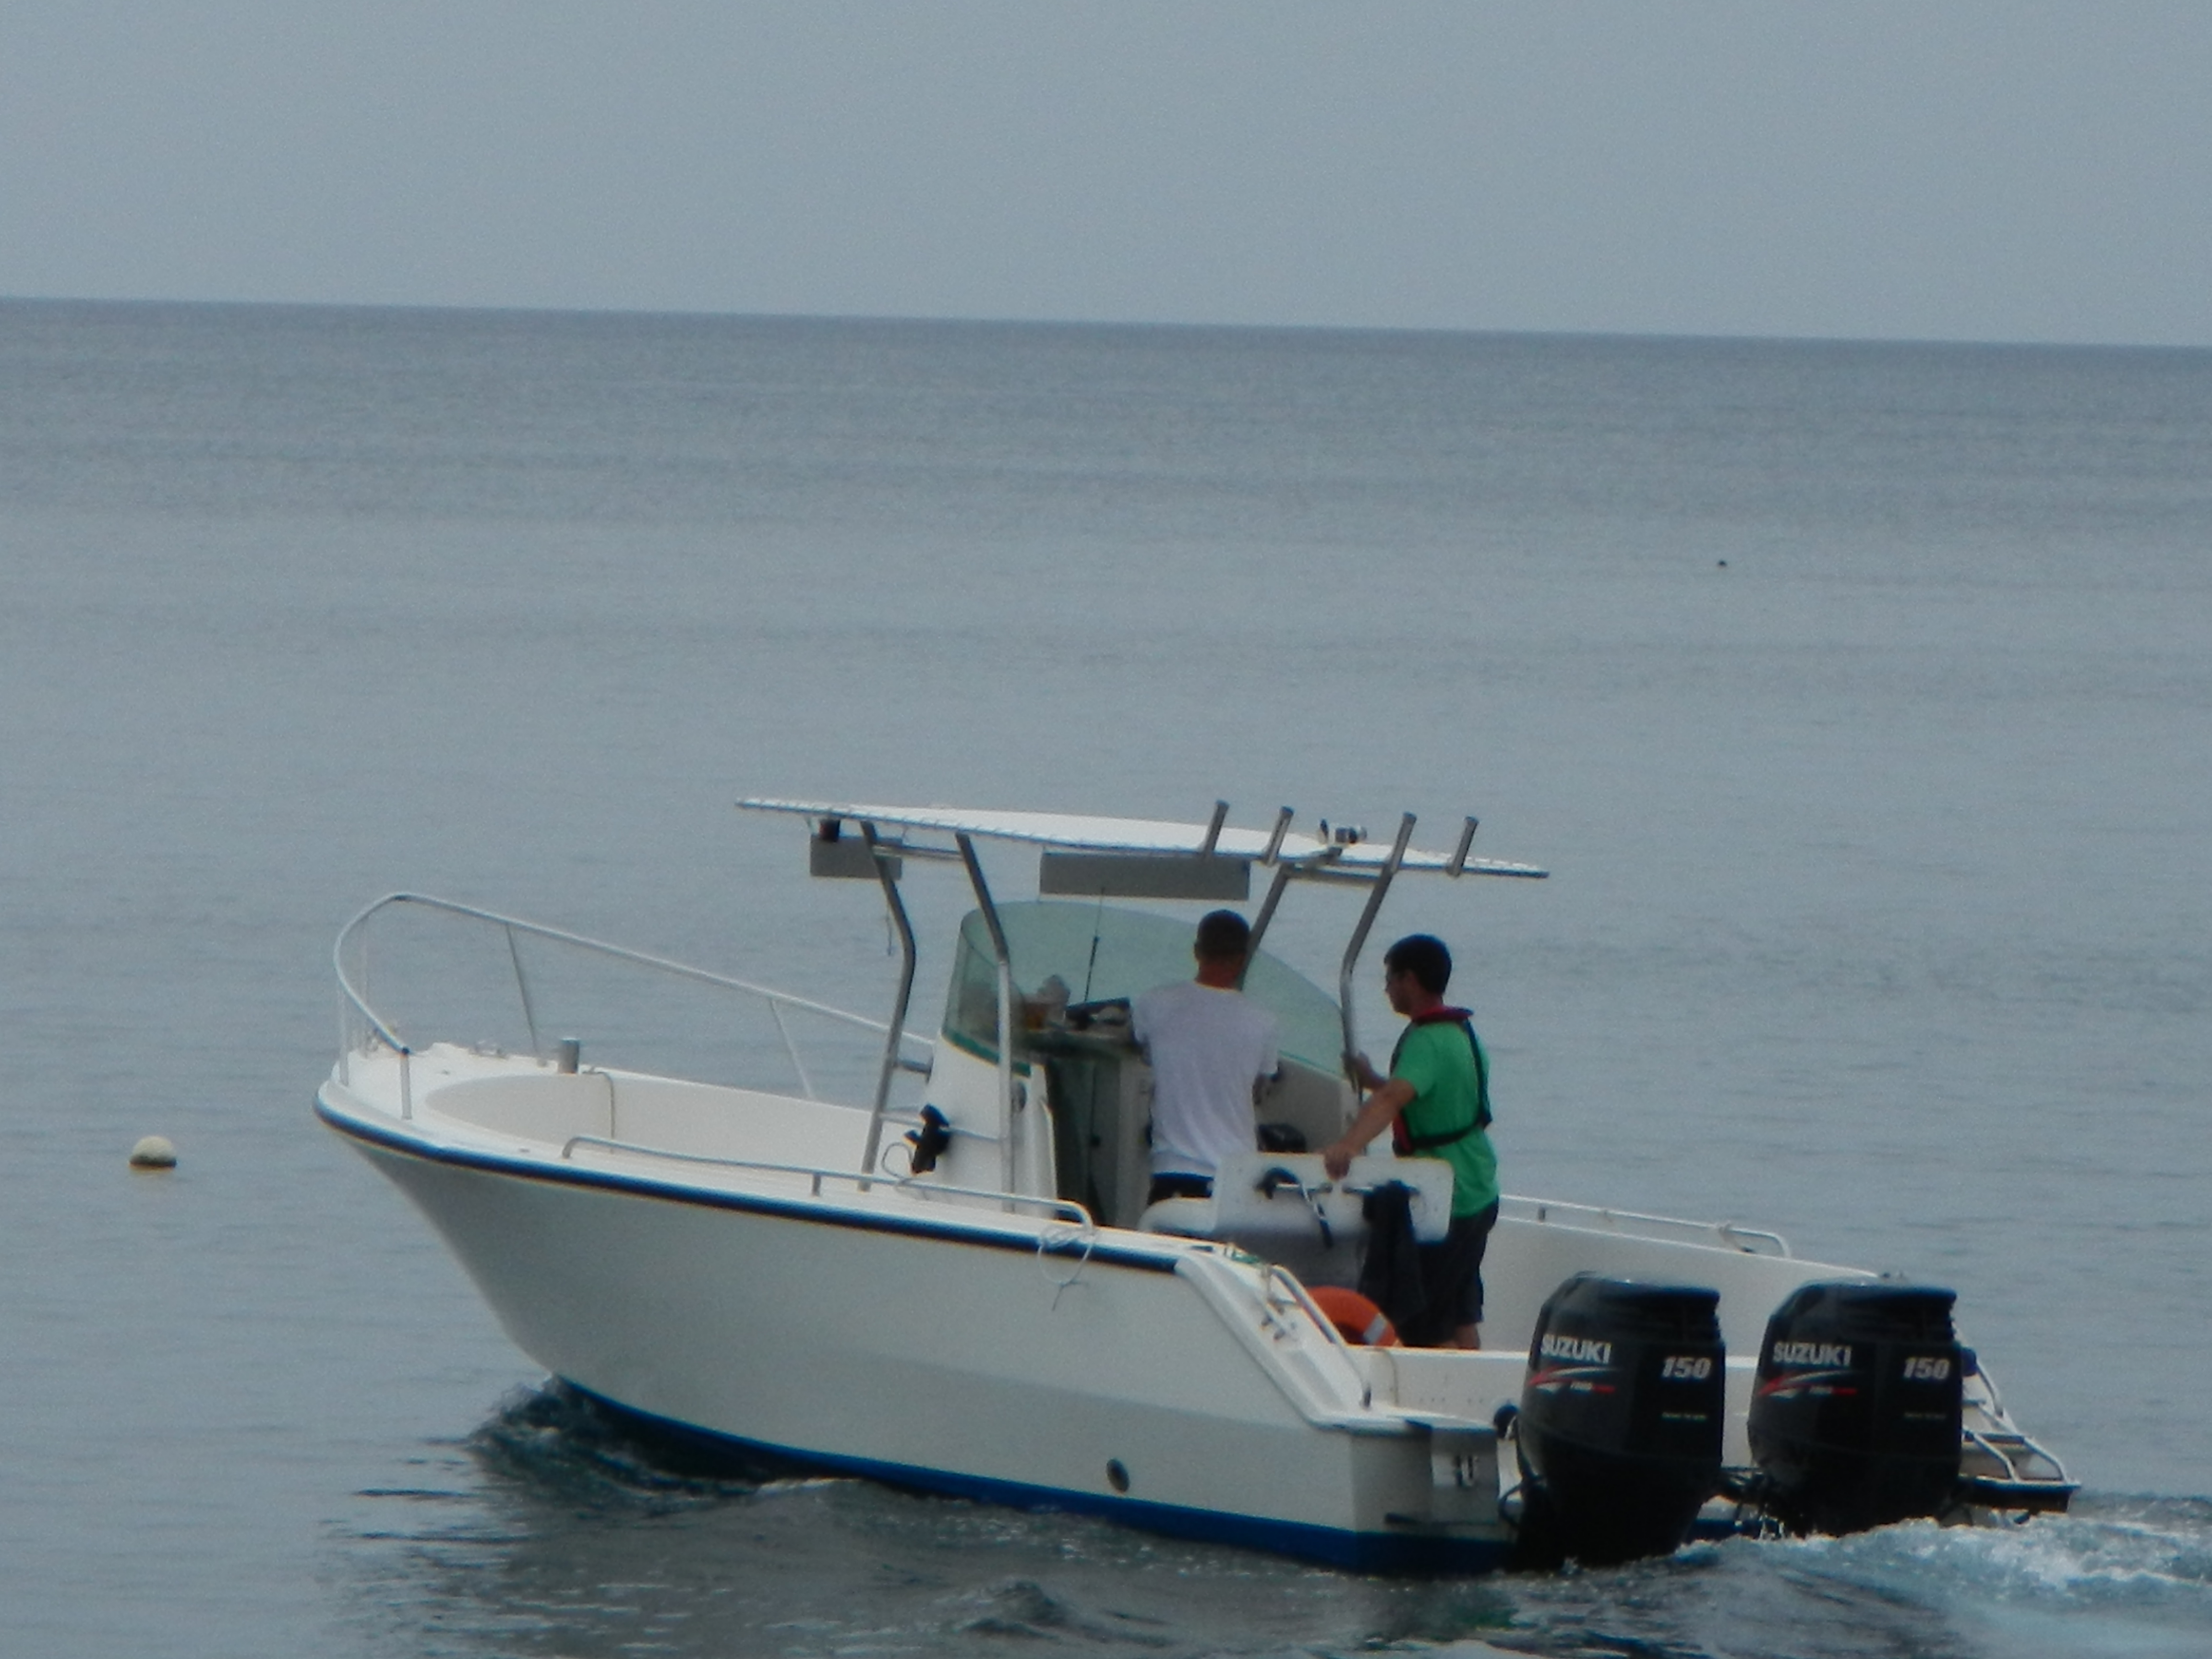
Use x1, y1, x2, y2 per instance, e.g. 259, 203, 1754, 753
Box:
333, 893, 933, 1119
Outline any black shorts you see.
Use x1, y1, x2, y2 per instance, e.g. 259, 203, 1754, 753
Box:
1403, 1200, 1500, 1346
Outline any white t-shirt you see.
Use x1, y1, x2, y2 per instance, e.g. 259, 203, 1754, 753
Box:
1131, 980, 1280, 1179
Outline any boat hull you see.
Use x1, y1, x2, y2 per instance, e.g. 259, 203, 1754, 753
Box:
325, 1102, 1509, 1572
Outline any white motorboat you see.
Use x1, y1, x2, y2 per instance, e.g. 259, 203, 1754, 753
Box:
317, 800, 2073, 1571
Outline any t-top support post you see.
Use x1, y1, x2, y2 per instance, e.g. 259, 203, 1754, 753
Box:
1337, 813, 1417, 1089
955, 831, 1018, 1200
1240, 808, 1298, 977
860, 820, 916, 1186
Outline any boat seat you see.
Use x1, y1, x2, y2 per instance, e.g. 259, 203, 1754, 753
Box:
1212, 1152, 1455, 1244
1133, 1154, 1455, 1253
1137, 1196, 1217, 1237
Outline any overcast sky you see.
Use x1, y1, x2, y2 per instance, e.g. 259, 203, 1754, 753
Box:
3, 2, 2207, 346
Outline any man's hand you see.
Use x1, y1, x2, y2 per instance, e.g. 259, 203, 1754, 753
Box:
1344, 1050, 1385, 1093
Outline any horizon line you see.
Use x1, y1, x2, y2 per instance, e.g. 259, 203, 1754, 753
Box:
4, 291, 2208, 358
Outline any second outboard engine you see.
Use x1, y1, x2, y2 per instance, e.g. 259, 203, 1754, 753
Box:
1513, 1274, 1726, 1567
1748, 1281, 1964, 1535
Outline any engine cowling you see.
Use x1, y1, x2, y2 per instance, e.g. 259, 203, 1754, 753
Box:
1747, 1280, 1964, 1535
1513, 1274, 1725, 1566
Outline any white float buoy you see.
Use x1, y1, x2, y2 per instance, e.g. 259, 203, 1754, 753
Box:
129, 1135, 178, 1170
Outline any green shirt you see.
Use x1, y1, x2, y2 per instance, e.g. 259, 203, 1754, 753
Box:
1392, 1020, 1499, 1218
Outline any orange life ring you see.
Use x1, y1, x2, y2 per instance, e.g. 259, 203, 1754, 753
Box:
1309, 1285, 1397, 1347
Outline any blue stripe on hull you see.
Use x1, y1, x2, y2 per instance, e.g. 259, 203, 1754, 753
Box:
565, 1382, 1510, 1576
316, 1096, 1180, 1272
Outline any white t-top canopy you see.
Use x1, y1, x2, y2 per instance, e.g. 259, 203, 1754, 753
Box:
738, 798, 1546, 878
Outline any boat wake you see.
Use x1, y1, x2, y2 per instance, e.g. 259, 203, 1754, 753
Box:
468, 1379, 831, 1509
1471, 1497, 2210, 1659
1750, 1496, 2212, 1649
342, 1382, 2209, 1659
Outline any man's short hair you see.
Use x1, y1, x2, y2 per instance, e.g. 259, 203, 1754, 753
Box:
1383, 934, 1453, 996
1194, 909, 1251, 961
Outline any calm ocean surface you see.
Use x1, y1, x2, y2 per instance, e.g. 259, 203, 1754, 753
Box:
2, 300, 2207, 1657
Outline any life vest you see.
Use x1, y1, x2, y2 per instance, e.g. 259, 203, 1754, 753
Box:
1387, 1007, 1491, 1154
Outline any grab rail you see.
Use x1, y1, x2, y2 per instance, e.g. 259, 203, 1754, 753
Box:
1502, 1194, 1793, 1257
1960, 1424, 2073, 1489
333, 892, 934, 1117
557, 1133, 1093, 1228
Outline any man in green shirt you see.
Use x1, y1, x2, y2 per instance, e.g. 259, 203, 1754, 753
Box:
1322, 933, 1499, 1348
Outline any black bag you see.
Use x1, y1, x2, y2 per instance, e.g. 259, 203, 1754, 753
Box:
1357, 1181, 1429, 1335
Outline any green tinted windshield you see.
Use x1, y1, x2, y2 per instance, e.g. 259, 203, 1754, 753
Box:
943, 901, 1340, 1070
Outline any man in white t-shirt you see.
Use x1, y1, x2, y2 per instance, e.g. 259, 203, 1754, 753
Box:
1131, 910, 1280, 1205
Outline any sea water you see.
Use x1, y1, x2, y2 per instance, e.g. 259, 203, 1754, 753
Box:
1, 301, 2207, 1656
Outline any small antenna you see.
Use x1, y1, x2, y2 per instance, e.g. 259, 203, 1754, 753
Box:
1081, 888, 1106, 1002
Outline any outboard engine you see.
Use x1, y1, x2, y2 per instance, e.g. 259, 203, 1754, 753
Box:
1513, 1274, 1726, 1567
1747, 1281, 1964, 1535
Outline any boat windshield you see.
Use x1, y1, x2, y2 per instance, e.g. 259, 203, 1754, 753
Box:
943, 901, 1341, 1071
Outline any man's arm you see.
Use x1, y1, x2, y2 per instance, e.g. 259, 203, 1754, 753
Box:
1322, 1077, 1414, 1178
1249, 1017, 1282, 1114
